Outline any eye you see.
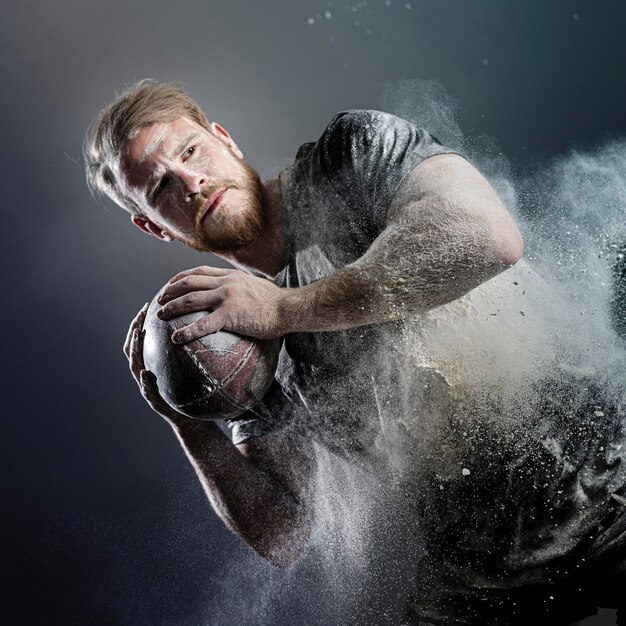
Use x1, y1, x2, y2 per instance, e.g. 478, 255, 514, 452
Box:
183, 145, 196, 160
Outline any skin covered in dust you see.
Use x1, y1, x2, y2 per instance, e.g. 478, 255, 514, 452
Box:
118, 111, 523, 570
119, 117, 271, 258
78, 64, 626, 621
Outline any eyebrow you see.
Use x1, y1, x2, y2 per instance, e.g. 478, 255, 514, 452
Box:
144, 132, 201, 202
169, 132, 200, 159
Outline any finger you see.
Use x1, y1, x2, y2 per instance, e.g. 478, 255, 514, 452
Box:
139, 369, 154, 392
171, 312, 226, 344
140, 370, 163, 402
140, 370, 185, 421
129, 327, 146, 378
168, 266, 231, 285
157, 288, 225, 320
157, 275, 222, 304
123, 303, 149, 359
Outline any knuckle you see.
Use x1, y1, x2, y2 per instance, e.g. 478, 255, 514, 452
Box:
177, 326, 191, 339
186, 319, 208, 337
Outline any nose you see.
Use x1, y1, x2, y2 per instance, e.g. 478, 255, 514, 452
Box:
175, 167, 206, 202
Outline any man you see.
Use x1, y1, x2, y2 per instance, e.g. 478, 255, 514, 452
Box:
86, 80, 624, 624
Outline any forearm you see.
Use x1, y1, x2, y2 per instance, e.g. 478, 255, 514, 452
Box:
171, 419, 310, 567
279, 200, 519, 333
154, 154, 523, 341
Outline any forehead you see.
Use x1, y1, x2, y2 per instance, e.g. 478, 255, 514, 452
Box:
118, 116, 203, 190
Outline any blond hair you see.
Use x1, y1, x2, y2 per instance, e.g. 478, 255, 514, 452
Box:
84, 79, 211, 214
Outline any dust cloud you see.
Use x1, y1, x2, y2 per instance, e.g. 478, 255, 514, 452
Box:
200, 80, 626, 624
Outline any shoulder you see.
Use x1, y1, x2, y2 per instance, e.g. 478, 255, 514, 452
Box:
324, 109, 391, 135
320, 109, 421, 154
315, 110, 457, 212
318, 109, 451, 171
324, 109, 415, 133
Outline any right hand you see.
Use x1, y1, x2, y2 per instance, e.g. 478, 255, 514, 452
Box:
122, 303, 190, 428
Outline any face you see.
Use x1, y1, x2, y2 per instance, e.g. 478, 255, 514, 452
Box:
118, 116, 266, 254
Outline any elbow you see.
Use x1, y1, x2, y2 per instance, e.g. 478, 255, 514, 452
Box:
257, 525, 311, 569
500, 230, 524, 267
491, 222, 524, 269
264, 547, 303, 569
251, 507, 313, 569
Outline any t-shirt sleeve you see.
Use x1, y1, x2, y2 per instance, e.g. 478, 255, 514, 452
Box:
225, 378, 295, 445
318, 109, 459, 228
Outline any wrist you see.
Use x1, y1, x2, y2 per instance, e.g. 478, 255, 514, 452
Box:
275, 268, 378, 334
276, 287, 311, 334
170, 416, 222, 441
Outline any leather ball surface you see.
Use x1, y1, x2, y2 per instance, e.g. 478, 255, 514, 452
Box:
142, 292, 280, 420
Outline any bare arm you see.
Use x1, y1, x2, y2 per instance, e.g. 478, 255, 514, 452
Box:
279, 153, 524, 332
124, 306, 314, 567
157, 153, 524, 339
173, 420, 314, 567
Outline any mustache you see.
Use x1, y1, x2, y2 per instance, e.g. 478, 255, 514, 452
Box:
192, 182, 240, 220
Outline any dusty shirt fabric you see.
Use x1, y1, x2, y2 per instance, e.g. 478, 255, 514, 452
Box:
226, 109, 626, 623
227, 109, 456, 458
402, 366, 626, 625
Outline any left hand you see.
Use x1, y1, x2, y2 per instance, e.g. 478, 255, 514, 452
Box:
123, 303, 193, 428
156, 266, 291, 342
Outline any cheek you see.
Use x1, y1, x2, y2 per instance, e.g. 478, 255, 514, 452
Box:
194, 142, 227, 171
157, 198, 194, 232
190, 153, 212, 171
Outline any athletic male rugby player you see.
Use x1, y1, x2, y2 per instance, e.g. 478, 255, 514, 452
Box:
86, 81, 625, 625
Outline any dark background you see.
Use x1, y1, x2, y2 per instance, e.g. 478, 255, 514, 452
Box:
2, 1, 625, 624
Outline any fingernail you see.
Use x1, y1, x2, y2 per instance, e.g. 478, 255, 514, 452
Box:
172, 332, 181, 343
156, 308, 164, 319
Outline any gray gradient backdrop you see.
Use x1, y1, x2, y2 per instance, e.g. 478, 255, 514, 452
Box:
3, 1, 625, 624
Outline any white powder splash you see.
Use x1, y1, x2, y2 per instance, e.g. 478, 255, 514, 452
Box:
198, 79, 626, 624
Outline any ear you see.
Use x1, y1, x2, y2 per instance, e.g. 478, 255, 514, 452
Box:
210, 122, 244, 159
131, 216, 173, 242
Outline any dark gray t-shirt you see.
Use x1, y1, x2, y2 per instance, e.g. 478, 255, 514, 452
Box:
227, 109, 457, 454
225, 110, 626, 619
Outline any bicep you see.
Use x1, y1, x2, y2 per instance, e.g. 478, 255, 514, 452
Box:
386, 153, 524, 265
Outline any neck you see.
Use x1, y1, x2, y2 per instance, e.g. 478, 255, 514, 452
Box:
223, 177, 285, 279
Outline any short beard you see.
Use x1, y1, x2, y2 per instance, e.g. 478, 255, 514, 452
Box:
183, 159, 266, 255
